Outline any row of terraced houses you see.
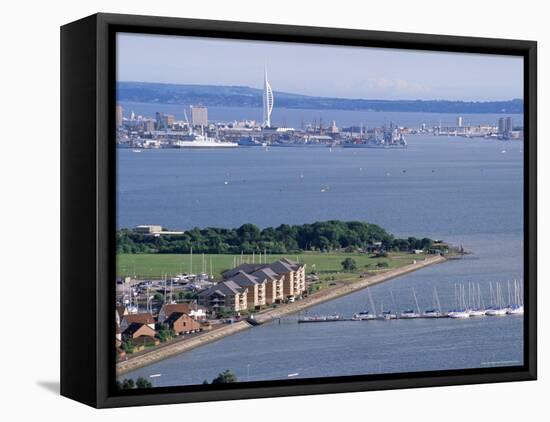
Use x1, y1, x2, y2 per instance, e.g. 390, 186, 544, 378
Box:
198, 258, 306, 313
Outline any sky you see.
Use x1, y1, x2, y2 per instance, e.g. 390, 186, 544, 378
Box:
117, 33, 523, 102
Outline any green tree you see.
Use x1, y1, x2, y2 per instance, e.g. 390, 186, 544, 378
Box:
377, 262, 389, 268
341, 257, 357, 271
136, 377, 153, 389
122, 340, 135, 354
211, 370, 238, 384
121, 378, 135, 389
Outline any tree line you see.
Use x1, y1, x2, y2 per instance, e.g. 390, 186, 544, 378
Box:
117, 220, 436, 255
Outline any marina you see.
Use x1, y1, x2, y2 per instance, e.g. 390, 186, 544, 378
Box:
298, 281, 524, 322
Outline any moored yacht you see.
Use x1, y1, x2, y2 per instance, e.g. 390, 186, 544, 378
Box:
400, 309, 421, 319
485, 281, 508, 316
400, 288, 422, 318
506, 279, 524, 315
378, 310, 397, 320
485, 307, 508, 316
448, 310, 471, 318
422, 287, 445, 318
422, 309, 445, 318
506, 304, 524, 315
352, 311, 376, 320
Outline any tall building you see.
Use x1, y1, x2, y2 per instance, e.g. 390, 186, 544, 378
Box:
498, 117, 513, 135
457, 116, 463, 127
262, 65, 274, 128
498, 117, 506, 134
116, 104, 123, 128
155, 112, 174, 130
191, 106, 208, 127
505, 117, 513, 133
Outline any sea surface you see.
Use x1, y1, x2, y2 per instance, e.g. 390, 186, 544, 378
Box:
117, 108, 524, 386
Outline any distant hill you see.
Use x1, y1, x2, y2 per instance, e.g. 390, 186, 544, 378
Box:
117, 81, 523, 114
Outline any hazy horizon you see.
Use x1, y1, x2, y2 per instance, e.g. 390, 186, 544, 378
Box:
117, 79, 522, 103
117, 33, 523, 102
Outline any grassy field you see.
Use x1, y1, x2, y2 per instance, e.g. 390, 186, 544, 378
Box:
116, 251, 422, 280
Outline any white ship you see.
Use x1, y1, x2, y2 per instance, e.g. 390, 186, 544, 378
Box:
174, 114, 238, 148
173, 133, 238, 149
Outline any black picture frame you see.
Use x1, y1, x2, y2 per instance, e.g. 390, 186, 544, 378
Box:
60, 12, 537, 408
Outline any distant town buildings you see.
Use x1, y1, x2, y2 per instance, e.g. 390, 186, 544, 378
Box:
191, 105, 208, 127
133, 225, 184, 237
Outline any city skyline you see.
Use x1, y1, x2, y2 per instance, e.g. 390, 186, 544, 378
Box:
117, 33, 523, 102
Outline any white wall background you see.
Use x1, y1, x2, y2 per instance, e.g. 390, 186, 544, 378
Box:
1, 0, 546, 419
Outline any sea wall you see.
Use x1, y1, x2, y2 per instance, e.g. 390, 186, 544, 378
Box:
117, 320, 252, 375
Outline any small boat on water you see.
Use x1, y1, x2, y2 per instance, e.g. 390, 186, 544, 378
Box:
506, 279, 524, 315
485, 308, 508, 316
132, 149, 142, 153
485, 281, 508, 316
354, 289, 378, 320
422, 309, 445, 318
377, 298, 397, 320
448, 310, 471, 319
378, 310, 397, 320
422, 287, 445, 318
448, 283, 471, 318
507, 304, 524, 315
400, 309, 421, 319
468, 283, 486, 316
400, 288, 422, 318
352, 311, 376, 320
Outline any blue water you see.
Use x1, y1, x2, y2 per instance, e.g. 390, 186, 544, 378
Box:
117, 113, 524, 386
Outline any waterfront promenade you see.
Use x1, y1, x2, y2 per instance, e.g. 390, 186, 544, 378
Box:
117, 254, 446, 375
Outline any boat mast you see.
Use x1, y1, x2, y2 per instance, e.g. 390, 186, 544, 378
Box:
368, 289, 377, 315
412, 288, 420, 314
434, 287, 442, 313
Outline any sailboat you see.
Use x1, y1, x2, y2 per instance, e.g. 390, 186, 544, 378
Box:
400, 288, 421, 319
377, 299, 397, 320
507, 279, 524, 315
422, 287, 445, 318
469, 283, 486, 316
353, 289, 377, 320
485, 282, 508, 316
448, 283, 470, 318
